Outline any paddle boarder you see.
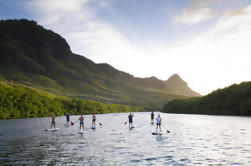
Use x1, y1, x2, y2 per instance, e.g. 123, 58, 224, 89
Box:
66, 114, 70, 126
128, 113, 134, 127
92, 114, 96, 127
51, 115, 56, 129
156, 114, 162, 132
151, 111, 154, 124
76, 114, 84, 131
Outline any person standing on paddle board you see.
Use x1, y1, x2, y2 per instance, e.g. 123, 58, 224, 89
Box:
151, 111, 154, 123
156, 114, 162, 132
128, 113, 134, 127
92, 114, 96, 127
66, 114, 70, 125
76, 114, 84, 131
51, 115, 56, 129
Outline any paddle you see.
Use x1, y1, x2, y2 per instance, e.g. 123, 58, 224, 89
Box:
71, 121, 76, 126
162, 125, 171, 133
71, 119, 79, 126
97, 121, 102, 126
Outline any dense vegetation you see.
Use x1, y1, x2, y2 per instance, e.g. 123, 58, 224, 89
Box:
0, 19, 199, 110
0, 81, 142, 120
163, 82, 251, 116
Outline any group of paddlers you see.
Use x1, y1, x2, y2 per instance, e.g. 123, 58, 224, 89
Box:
50, 112, 163, 132
126, 112, 162, 132
50, 113, 98, 130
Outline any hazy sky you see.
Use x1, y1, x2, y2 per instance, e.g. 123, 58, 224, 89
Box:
1, 0, 251, 95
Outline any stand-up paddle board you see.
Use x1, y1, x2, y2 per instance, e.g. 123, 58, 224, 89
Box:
78, 130, 84, 134
129, 126, 134, 129
151, 131, 162, 135
45, 128, 59, 132
64, 124, 70, 127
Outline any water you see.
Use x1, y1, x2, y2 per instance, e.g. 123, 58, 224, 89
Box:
0, 112, 251, 166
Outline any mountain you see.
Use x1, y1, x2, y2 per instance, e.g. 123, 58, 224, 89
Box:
165, 74, 199, 96
0, 19, 200, 110
163, 81, 251, 116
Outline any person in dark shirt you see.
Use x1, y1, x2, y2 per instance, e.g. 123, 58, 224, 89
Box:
66, 114, 70, 126
92, 114, 96, 127
151, 111, 154, 124
128, 113, 134, 127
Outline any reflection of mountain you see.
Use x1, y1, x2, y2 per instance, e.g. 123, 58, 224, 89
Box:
0, 19, 200, 110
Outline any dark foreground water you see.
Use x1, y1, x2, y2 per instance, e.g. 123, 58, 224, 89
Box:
0, 112, 251, 165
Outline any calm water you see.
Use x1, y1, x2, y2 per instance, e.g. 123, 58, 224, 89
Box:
0, 112, 251, 166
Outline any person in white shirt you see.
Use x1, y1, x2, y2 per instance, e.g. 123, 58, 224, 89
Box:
156, 114, 162, 132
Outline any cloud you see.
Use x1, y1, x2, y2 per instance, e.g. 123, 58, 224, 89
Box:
186, 0, 221, 10
29, 0, 88, 13
174, 0, 250, 25
221, 9, 248, 20
27, 0, 92, 26
173, 0, 221, 25
174, 8, 215, 25
65, 21, 147, 64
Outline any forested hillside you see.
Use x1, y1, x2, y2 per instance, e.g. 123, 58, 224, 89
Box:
0, 81, 142, 119
163, 82, 251, 116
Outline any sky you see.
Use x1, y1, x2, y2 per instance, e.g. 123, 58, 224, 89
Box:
1, 0, 251, 95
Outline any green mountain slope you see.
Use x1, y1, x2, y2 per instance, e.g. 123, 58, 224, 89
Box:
0, 80, 142, 119
163, 81, 251, 116
0, 19, 200, 110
